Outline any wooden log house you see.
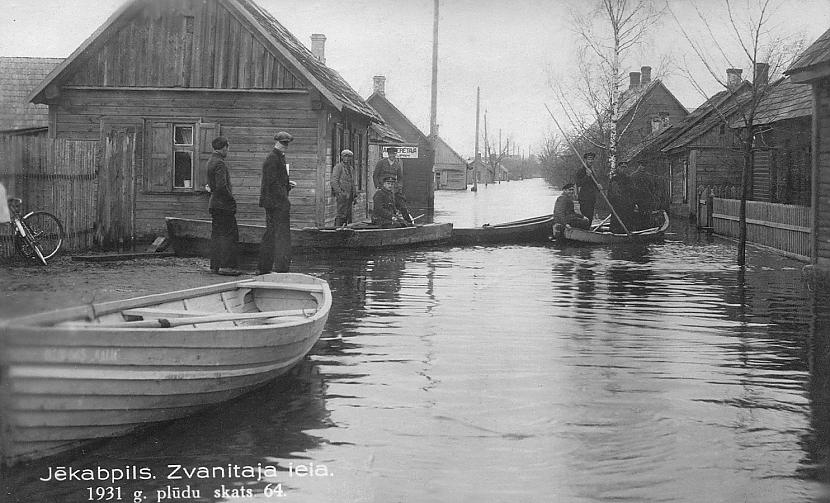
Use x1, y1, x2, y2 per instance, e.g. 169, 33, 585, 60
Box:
786, 27, 830, 282
27, 0, 381, 245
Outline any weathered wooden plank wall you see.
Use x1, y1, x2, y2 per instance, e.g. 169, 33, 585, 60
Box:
712, 197, 812, 261
0, 135, 97, 259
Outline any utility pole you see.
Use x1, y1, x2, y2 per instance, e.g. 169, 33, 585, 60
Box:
429, 0, 439, 139
472, 86, 479, 192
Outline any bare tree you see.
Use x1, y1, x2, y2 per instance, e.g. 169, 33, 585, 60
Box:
552, 0, 664, 173
668, 0, 806, 265
482, 111, 511, 185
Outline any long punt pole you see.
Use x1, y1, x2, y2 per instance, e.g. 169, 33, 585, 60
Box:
544, 104, 631, 237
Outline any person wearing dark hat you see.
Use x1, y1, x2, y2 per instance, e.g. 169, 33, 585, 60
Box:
372, 176, 408, 228
576, 151, 599, 223
552, 182, 590, 235
372, 146, 414, 225
258, 131, 295, 274
607, 161, 638, 234
206, 136, 241, 276
331, 149, 358, 227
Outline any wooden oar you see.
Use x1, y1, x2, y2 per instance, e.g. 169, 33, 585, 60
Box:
93, 309, 316, 328
591, 214, 612, 231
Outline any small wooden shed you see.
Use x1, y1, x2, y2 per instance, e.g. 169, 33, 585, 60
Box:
786, 27, 830, 279
27, 0, 380, 245
432, 136, 467, 190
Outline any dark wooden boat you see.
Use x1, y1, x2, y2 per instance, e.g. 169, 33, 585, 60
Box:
0, 273, 330, 465
449, 214, 555, 245
556, 210, 670, 244
165, 217, 453, 256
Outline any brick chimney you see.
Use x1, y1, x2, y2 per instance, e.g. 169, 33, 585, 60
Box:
754, 62, 769, 86
629, 71, 641, 89
310, 34, 326, 64
373, 75, 386, 96
726, 68, 743, 90
641, 66, 652, 86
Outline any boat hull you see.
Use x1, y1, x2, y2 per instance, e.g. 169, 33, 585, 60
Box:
165, 217, 453, 256
449, 214, 555, 245
558, 211, 670, 244
0, 273, 331, 465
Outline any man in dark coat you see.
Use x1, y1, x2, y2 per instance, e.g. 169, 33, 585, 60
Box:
576, 151, 599, 223
607, 162, 638, 234
258, 131, 295, 274
331, 149, 358, 227
373, 146, 413, 225
553, 183, 590, 231
372, 176, 407, 228
206, 136, 240, 276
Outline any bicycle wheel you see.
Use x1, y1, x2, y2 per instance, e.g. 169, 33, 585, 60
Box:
22, 211, 64, 260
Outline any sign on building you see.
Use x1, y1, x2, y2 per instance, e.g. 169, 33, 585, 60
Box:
383, 145, 418, 158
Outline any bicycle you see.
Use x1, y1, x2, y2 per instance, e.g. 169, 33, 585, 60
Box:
7, 197, 64, 265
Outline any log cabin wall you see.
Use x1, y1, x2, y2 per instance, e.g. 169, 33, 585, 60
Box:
36, 0, 374, 241
52, 88, 321, 237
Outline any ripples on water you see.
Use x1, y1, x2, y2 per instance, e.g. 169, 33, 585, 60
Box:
4, 179, 830, 502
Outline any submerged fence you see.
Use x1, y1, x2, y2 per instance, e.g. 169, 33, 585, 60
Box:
711, 197, 811, 261
0, 135, 98, 259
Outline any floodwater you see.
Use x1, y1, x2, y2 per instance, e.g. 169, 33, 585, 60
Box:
3, 178, 830, 502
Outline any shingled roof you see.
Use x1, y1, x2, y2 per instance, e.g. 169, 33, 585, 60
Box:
235, 0, 380, 121
738, 78, 812, 127
786, 27, 830, 79
661, 83, 751, 152
0, 57, 62, 132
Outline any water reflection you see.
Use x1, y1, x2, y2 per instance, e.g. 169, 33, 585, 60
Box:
5, 179, 830, 502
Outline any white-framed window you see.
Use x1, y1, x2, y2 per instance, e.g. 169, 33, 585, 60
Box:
146, 120, 219, 193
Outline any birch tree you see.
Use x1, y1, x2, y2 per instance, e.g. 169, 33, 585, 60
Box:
553, 0, 664, 173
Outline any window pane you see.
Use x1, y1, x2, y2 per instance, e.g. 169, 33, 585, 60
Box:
174, 151, 193, 188
174, 126, 193, 145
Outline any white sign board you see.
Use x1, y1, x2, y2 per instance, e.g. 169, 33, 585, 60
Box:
383, 146, 418, 158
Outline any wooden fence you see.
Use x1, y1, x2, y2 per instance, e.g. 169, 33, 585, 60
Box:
712, 197, 812, 261
1, 135, 98, 260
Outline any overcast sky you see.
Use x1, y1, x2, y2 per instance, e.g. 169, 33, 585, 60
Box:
1, 0, 828, 157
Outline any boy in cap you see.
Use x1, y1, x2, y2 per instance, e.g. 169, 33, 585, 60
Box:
331, 149, 358, 227
258, 131, 294, 274
552, 183, 590, 235
576, 151, 599, 222
372, 146, 413, 225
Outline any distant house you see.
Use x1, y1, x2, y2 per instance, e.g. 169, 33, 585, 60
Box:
786, 26, 830, 280
432, 136, 467, 190
733, 77, 812, 206
27, 0, 380, 244
466, 155, 507, 186
658, 69, 753, 216
0, 57, 62, 135
366, 76, 435, 213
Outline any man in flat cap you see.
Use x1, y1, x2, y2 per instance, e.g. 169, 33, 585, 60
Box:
258, 131, 295, 274
552, 182, 590, 236
372, 176, 407, 228
372, 146, 413, 225
206, 136, 241, 276
575, 151, 599, 223
331, 149, 358, 227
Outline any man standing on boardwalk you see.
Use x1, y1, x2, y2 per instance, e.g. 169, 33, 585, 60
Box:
372, 146, 413, 225
258, 131, 295, 274
331, 149, 357, 227
576, 151, 599, 223
206, 136, 240, 276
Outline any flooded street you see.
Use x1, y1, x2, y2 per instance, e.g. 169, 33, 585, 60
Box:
3, 178, 829, 502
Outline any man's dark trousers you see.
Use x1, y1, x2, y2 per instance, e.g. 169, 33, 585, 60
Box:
210, 208, 239, 271
258, 205, 291, 273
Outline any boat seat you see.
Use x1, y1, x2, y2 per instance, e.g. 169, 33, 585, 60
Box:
240, 281, 325, 293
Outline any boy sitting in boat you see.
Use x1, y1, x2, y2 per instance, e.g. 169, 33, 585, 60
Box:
552, 183, 590, 235
372, 176, 414, 228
